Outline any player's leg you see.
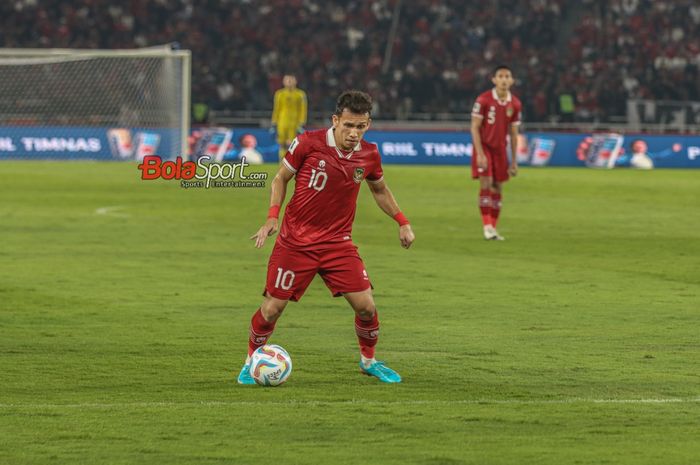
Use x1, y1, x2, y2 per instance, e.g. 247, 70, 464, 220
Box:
343, 290, 400, 383
472, 146, 497, 239
249, 293, 288, 355
489, 147, 510, 240
276, 126, 293, 160
490, 180, 503, 238
343, 289, 379, 365
319, 246, 401, 383
237, 292, 290, 384
237, 243, 318, 384
479, 175, 497, 239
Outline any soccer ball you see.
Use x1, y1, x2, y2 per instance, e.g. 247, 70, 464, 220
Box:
250, 344, 292, 387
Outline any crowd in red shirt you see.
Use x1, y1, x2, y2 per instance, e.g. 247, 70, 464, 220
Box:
1, 0, 696, 123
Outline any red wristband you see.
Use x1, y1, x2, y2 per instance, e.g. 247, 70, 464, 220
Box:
268, 205, 280, 219
393, 212, 410, 226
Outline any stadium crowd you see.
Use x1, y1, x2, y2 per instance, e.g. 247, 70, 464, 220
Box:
1, 0, 698, 123
561, 0, 700, 122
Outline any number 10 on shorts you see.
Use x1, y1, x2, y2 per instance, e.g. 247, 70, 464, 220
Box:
275, 268, 296, 290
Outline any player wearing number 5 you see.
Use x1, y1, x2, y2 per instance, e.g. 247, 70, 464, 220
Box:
471, 65, 522, 240
239, 90, 415, 384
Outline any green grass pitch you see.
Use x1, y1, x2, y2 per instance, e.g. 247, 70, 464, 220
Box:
1, 161, 699, 464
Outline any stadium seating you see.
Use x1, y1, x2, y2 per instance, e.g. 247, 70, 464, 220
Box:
2, 0, 697, 122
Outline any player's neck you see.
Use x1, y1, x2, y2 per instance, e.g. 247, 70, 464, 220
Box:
494, 88, 509, 100
332, 131, 352, 154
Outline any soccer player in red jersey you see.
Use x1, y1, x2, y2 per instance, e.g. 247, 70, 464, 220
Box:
238, 90, 415, 384
471, 65, 522, 240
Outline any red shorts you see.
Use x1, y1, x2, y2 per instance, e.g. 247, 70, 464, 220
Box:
472, 145, 510, 183
264, 241, 372, 302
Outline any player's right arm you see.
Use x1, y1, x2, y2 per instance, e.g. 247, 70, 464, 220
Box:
271, 90, 281, 129
250, 165, 294, 248
297, 90, 307, 132
250, 135, 308, 248
470, 99, 487, 171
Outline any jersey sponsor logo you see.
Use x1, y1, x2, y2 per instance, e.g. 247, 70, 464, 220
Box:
288, 137, 299, 154
472, 102, 481, 113
506, 106, 514, 118
353, 167, 365, 183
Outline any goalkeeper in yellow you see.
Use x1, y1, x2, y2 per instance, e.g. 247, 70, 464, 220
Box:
271, 74, 307, 159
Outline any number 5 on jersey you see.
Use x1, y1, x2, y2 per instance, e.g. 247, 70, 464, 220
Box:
308, 168, 328, 191
275, 268, 295, 290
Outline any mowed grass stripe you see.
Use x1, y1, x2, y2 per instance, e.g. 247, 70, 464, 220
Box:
1, 162, 699, 465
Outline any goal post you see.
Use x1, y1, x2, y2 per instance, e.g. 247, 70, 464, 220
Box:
0, 46, 191, 160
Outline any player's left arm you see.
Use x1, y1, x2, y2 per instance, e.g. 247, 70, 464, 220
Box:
508, 103, 521, 177
509, 123, 519, 177
298, 91, 307, 132
367, 178, 415, 249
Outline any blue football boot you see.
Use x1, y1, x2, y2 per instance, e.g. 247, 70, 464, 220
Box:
359, 360, 402, 383
237, 361, 255, 385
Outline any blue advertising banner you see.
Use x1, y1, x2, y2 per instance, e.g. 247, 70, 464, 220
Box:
0, 126, 178, 160
1, 125, 699, 169
362, 130, 700, 169
364, 131, 473, 165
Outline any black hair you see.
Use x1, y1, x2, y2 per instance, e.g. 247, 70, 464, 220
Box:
492, 65, 513, 76
334, 90, 373, 116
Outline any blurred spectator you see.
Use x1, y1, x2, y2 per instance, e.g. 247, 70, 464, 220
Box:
1, 0, 696, 123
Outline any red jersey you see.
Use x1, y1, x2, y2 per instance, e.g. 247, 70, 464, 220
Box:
471, 89, 522, 149
278, 128, 384, 249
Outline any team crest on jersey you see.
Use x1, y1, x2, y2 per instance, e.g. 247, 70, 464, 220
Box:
506, 106, 514, 117
318, 160, 326, 170
353, 167, 365, 183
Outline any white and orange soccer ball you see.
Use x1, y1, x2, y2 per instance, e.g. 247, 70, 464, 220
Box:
250, 344, 292, 386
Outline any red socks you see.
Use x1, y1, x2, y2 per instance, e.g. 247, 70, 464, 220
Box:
355, 312, 379, 359
248, 309, 381, 361
248, 308, 276, 356
479, 189, 492, 226
491, 192, 502, 227
478, 189, 502, 227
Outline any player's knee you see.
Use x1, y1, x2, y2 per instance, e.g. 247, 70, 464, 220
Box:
354, 302, 376, 320
260, 298, 287, 322
480, 177, 493, 190
260, 305, 284, 322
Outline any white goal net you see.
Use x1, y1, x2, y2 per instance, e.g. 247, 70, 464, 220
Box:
0, 46, 190, 160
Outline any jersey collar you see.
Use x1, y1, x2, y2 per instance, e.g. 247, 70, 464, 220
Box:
326, 127, 361, 159
491, 88, 512, 105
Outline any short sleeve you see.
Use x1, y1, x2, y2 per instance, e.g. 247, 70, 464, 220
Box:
471, 95, 488, 119
282, 134, 309, 174
365, 148, 384, 184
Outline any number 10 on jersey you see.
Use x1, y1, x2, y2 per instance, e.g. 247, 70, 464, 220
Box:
308, 169, 327, 191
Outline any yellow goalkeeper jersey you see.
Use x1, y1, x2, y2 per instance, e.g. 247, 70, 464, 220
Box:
271, 88, 307, 128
